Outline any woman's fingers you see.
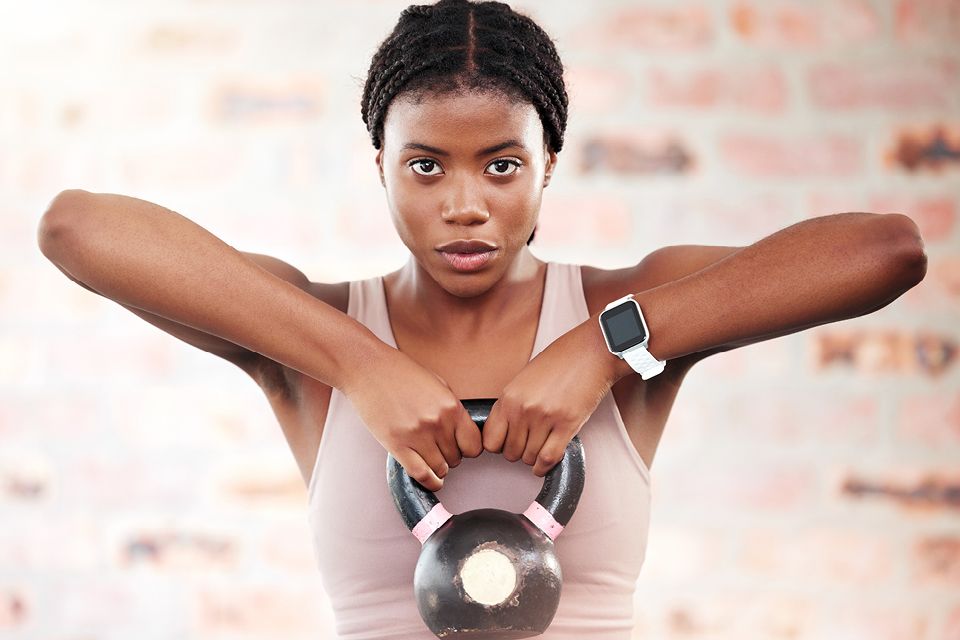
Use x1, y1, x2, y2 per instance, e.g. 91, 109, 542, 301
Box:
482, 400, 508, 453
454, 410, 484, 462
502, 417, 528, 462
399, 448, 444, 492
522, 424, 552, 467
532, 429, 570, 477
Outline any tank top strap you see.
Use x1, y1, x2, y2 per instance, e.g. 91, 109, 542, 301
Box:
349, 275, 397, 347
349, 262, 588, 354
531, 261, 591, 359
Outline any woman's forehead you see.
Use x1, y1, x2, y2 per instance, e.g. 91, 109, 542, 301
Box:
383, 90, 542, 152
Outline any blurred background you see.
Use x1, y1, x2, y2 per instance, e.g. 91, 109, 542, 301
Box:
3, 0, 959, 638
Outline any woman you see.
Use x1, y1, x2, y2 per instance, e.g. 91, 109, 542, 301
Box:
37, 0, 927, 637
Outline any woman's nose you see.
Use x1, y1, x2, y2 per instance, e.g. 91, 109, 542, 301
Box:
441, 177, 489, 224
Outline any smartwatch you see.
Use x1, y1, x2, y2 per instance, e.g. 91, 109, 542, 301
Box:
598, 294, 666, 380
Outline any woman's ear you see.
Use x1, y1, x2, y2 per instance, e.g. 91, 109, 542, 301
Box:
543, 149, 558, 188
375, 148, 385, 187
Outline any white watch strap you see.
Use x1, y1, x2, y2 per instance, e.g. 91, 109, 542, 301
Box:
623, 344, 666, 380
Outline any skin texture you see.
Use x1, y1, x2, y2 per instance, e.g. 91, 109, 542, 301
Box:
36, 91, 927, 488
369, 87, 929, 478
375, 90, 557, 342
373, 88, 582, 473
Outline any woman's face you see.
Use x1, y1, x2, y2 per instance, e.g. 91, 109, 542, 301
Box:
376, 89, 557, 284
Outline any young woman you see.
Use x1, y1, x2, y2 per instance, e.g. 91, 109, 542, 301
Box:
37, 0, 927, 637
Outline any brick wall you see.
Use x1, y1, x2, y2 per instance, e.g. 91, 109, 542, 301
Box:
3, 0, 958, 638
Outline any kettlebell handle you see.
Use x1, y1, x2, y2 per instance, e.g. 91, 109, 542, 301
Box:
386, 398, 586, 545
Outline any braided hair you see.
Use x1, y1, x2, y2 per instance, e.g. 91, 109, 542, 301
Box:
361, 0, 569, 245
360, 0, 568, 152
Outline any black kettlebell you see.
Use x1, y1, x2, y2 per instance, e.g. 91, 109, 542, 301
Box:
386, 398, 586, 639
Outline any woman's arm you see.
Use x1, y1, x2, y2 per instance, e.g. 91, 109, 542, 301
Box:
37, 189, 384, 391
481, 211, 927, 475
590, 211, 928, 383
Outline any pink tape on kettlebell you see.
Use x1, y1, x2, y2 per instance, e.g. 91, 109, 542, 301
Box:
412, 503, 453, 545
523, 501, 564, 540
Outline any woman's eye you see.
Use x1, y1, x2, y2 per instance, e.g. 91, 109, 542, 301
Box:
487, 159, 520, 176
410, 159, 442, 176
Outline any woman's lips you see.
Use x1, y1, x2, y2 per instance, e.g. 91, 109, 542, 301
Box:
439, 249, 497, 272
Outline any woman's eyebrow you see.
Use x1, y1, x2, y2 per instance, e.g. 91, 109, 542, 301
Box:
400, 139, 528, 157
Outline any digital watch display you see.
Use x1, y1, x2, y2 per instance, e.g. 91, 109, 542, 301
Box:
598, 294, 666, 381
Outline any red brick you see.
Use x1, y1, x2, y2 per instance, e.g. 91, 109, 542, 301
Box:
536, 191, 632, 248
0, 514, 100, 571
885, 124, 960, 173
0, 588, 29, 628
565, 65, 633, 115
141, 23, 237, 54
674, 191, 800, 245
663, 460, 817, 512
812, 328, 958, 377
897, 391, 960, 447
834, 467, 960, 513
868, 195, 956, 242
640, 524, 727, 582
695, 333, 793, 378
117, 526, 239, 571
215, 459, 308, 506
932, 256, 960, 303
577, 132, 695, 175
118, 142, 247, 190
900, 255, 960, 314
895, 0, 960, 43
59, 452, 210, 512
208, 77, 324, 125
710, 391, 879, 447
0, 450, 51, 501
41, 332, 178, 385
647, 65, 787, 114
260, 517, 318, 573
644, 592, 739, 636
633, 589, 812, 637
48, 578, 139, 629
195, 582, 333, 634
806, 191, 957, 243
0, 388, 103, 444
736, 525, 896, 584
213, 200, 325, 255
945, 602, 960, 638
718, 133, 863, 177
808, 60, 959, 110
737, 592, 816, 639
812, 602, 929, 640
573, 5, 714, 51
912, 535, 960, 585
730, 0, 882, 47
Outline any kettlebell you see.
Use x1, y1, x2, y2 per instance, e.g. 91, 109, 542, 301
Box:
386, 398, 586, 639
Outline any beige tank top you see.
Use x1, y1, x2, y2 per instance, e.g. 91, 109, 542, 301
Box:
306, 261, 652, 639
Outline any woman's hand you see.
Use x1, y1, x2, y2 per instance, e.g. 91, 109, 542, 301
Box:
482, 320, 620, 477
341, 346, 483, 492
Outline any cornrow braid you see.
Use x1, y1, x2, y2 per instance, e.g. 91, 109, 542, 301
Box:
361, 0, 568, 156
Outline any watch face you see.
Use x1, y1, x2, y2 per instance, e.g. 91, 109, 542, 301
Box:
600, 299, 648, 352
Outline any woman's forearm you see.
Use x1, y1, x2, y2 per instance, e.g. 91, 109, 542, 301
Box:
37, 189, 385, 391
595, 212, 928, 383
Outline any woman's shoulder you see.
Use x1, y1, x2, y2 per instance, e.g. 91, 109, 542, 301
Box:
577, 261, 639, 317
306, 280, 350, 314
576, 245, 744, 315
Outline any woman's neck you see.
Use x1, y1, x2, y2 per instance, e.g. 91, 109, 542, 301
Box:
383, 248, 546, 343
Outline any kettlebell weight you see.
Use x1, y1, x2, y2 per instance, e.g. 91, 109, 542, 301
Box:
385, 398, 587, 639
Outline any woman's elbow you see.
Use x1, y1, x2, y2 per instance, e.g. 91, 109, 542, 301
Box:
881, 212, 928, 290
37, 190, 90, 260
